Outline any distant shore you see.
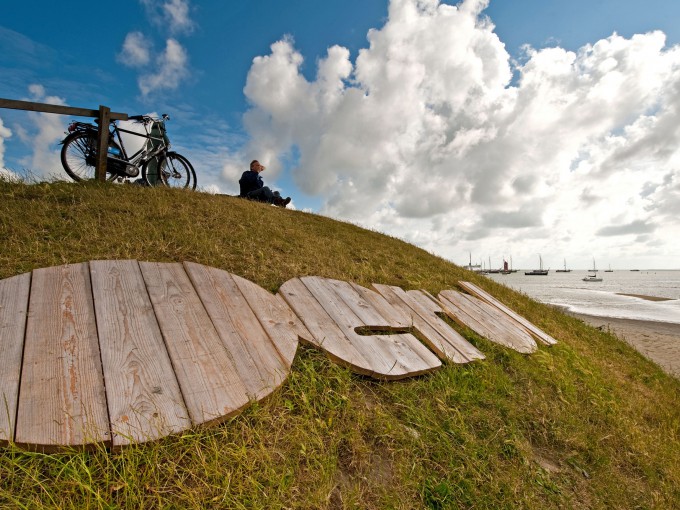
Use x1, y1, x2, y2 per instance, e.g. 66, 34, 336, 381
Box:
615, 293, 674, 302
568, 311, 680, 378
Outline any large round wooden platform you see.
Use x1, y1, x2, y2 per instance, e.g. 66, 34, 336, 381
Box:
0, 261, 305, 450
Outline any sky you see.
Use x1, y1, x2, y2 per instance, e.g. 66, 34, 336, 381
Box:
1, 0, 680, 270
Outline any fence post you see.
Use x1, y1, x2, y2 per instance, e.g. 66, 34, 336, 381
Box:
95, 105, 111, 181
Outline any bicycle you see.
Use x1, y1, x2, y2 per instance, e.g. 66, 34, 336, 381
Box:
60, 114, 197, 190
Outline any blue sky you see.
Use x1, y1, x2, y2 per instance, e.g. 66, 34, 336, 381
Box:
2, 0, 680, 269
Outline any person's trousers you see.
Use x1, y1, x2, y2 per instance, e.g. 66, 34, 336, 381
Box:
247, 187, 280, 203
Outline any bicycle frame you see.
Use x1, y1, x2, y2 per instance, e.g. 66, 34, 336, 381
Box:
111, 120, 169, 169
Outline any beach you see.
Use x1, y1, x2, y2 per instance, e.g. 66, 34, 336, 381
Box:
569, 312, 680, 378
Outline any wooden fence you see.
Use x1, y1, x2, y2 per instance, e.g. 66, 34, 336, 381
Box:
0, 98, 128, 181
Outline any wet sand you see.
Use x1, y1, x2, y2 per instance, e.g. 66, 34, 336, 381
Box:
569, 312, 680, 377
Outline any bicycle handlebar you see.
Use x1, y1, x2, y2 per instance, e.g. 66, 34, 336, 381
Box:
129, 115, 153, 123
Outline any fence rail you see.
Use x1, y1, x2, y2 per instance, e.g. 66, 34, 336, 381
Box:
0, 98, 128, 181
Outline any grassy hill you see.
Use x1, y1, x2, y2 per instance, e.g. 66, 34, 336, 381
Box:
1, 179, 679, 509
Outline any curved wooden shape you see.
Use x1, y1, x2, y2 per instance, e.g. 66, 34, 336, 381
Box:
0, 261, 303, 450
438, 290, 538, 354
279, 277, 441, 379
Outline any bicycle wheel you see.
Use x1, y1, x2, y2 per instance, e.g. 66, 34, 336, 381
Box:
148, 152, 193, 189
60, 131, 120, 182
141, 154, 163, 187
172, 153, 197, 190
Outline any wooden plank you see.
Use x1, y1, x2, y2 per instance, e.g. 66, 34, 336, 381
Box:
0, 273, 30, 444
140, 262, 250, 427
301, 277, 440, 379
90, 260, 190, 447
408, 290, 487, 362
438, 290, 537, 354
363, 283, 482, 362
301, 277, 394, 375
183, 262, 288, 401
329, 279, 440, 373
233, 273, 308, 369
0, 98, 128, 120
459, 281, 558, 345
450, 291, 538, 349
349, 282, 410, 328
372, 284, 484, 364
95, 105, 111, 181
15, 264, 110, 450
279, 278, 374, 375
440, 291, 520, 345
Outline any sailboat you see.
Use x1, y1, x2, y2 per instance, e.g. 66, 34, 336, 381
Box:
582, 273, 603, 282
500, 259, 511, 275
487, 256, 501, 274
464, 252, 482, 272
555, 258, 571, 273
605, 264, 613, 273
583, 258, 602, 281
525, 254, 549, 275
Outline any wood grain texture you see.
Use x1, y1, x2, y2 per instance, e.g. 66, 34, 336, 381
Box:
279, 278, 373, 374
0, 273, 30, 444
349, 282, 410, 328
184, 262, 288, 401
326, 279, 440, 377
438, 290, 537, 354
90, 260, 190, 447
458, 281, 558, 345
285, 277, 440, 379
140, 262, 250, 427
16, 264, 109, 450
372, 284, 485, 364
232, 272, 308, 369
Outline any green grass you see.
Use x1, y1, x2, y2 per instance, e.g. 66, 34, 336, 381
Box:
1, 179, 680, 509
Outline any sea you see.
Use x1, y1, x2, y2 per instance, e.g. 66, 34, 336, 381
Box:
484, 269, 680, 325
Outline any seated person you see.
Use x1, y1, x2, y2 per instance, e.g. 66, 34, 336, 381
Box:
239, 160, 291, 207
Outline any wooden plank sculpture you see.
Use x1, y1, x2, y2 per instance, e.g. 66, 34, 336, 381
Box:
0, 261, 556, 450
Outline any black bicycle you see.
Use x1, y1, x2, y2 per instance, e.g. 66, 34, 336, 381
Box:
60, 114, 196, 189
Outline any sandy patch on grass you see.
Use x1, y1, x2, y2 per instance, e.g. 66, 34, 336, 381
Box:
570, 312, 680, 378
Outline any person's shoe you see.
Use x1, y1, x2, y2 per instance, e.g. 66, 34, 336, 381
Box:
282, 197, 291, 208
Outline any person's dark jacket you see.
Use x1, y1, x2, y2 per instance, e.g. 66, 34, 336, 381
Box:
239, 170, 263, 197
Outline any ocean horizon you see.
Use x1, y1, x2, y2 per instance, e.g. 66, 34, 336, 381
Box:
484, 269, 680, 325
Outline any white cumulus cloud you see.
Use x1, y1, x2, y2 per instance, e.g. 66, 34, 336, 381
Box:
120, 0, 194, 96
239, 0, 680, 268
0, 117, 12, 166
12, 85, 68, 179
139, 38, 189, 97
139, 0, 195, 34
118, 32, 152, 67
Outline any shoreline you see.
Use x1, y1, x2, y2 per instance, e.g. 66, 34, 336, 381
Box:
567, 311, 680, 377
615, 292, 675, 302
